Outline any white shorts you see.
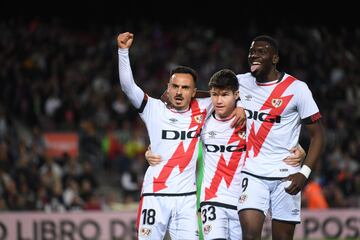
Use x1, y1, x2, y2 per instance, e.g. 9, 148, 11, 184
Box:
137, 193, 198, 239
237, 172, 301, 223
200, 203, 242, 240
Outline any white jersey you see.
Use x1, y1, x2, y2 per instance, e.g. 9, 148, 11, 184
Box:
140, 97, 211, 195
118, 48, 212, 195
237, 72, 321, 178
200, 112, 246, 207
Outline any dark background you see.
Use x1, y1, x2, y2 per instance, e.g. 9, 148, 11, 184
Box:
1, 1, 357, 29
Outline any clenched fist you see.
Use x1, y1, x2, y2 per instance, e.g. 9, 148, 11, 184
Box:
117, 32, 134, 49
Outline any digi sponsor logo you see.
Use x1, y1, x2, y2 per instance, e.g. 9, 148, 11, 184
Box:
239, 194, 247, 204
204, 144, 245, 153
203, 224, 212, 235
140, 227, 152, 237
245, 109, 281, 123
162, 130, 200, 140
271, 98, 283, 108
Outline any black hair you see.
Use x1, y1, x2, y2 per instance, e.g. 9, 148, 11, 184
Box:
170, 66, 197, 83
208, 69, 239, 92
253, 35, 279, 54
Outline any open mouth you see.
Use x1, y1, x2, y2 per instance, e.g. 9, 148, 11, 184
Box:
215, 106, 224, 111
175, 97, 183, 104
250, 61, 261, 72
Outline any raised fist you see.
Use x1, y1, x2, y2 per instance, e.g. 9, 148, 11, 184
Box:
117, 32, 134, 49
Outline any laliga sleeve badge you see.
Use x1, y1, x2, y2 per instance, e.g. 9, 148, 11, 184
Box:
239, 194, 247, 204
203, 224, 212, 235
140, 227, 152, 237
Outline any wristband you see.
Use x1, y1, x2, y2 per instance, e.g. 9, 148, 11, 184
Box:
299, 165, 312, 179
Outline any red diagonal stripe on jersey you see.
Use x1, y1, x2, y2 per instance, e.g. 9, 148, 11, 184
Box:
205, 126, 245, 200
247, 76, 296, 158
153, 100, 207, 192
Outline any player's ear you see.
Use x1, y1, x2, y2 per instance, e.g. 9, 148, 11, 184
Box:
234, 90, 239, 99
192, 88, 197, 98
272, 54, 279, 65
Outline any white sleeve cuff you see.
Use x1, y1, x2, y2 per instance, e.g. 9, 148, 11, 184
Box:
118, 48, 129, 54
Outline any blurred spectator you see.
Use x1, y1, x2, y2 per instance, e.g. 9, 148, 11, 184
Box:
303, 178, 329, 209
63, 178, 83, 211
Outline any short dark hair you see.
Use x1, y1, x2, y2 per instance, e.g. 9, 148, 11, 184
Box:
253, 35, 279, 54
208, 69, 239, 92
170, 66, 197, 83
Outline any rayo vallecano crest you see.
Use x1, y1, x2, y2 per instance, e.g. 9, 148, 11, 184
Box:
271, 98, 283, 108
238, 131, 246, 140
194, 114, 203, 124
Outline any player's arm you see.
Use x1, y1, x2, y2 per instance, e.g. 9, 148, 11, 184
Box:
285, 120, 325, 195
285, 82, 325, 195
231, 74, 247, 128
301, 121, 325, 171
195, 91, 211, 98
117, 32, 145, 109
229, 102, 245, 128
195, 91, 245, 128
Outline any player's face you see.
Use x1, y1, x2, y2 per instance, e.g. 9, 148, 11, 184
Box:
210, 87, 239, 119
248, 41, 277, 78
167, 73, 196, 111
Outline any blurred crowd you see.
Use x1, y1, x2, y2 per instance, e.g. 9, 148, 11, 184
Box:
0, 18, 359, 211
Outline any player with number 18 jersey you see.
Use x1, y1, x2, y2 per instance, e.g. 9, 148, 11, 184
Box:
118, 41, 212, 239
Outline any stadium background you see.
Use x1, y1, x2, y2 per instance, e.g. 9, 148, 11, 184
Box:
0, 1, 359, 239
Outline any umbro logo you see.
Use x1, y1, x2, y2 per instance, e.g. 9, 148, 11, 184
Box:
245, 95, 252, 101
208, 131, 217, 137
169, 118, 178, 123
291, 209, 300, 216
